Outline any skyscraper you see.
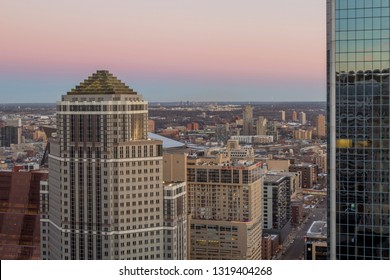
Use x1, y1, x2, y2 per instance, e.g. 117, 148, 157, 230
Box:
256, 116, 267, 135
292, 110, 298, 122
41, 70, 164, 260
299, 111, 307, 125
0, 119, 22, 147
328, 0, 390, 259
242, 105, 254, 135
279, 110, 286, 122
316, 114, 326, 138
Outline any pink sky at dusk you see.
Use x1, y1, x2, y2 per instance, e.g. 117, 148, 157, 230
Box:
0, 0, 326, 102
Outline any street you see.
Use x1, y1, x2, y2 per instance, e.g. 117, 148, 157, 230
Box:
278, 197, 327, 260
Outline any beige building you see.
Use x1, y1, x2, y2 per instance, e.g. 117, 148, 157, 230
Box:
256, 116, 267, 136
292, 111, 298, 122
293, 129, 312, 140
299, 111, 307, 125
314, 150, 327, 173
163, 181, 187, 260
187, 153, 265, 259
242, 105, 253, 135
163, 153, 187, 182
316, 114, 326, 138
43, 70, 165, 260
279, 110, 285, 122
266, 159, 291, 172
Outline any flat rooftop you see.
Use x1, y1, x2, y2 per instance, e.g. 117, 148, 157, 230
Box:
307, 221, 327, 239
264, 175, 286, 184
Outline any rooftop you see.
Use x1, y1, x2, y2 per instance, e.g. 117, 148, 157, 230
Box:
307, 221, 327, 239
148, 133, 185, 149
68, 70, 138, 95
264, 174, 286, 184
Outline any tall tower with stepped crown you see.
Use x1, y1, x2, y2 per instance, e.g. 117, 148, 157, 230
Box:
41, 70, 164, 260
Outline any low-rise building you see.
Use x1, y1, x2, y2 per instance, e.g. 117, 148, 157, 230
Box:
305, 221, 327, 260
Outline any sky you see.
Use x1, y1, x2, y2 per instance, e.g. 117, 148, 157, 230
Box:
0, 0, 326, 103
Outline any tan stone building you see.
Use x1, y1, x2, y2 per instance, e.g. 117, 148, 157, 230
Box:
187, 153, 265, 259
43, 70, 165, 260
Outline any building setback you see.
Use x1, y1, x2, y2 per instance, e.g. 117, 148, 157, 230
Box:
42, 70, 164, 260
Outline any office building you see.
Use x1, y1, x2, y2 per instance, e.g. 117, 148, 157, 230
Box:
216, 123, 229, 144
0, 119, 22, 147
314, 150, 327, 174
0, 164, 47, 259
292, 111, 298, 122
291, 201, 303, 226
223, 139, 255, 161
279, 110, 286, 122
316, 114, 326, 138
262, 175, 291, 230
230, 135, 273, 144
289, 163, 318, 189
293, 129, 312, 140
256, 116, 267, 135
148, 119, 155, 133
187, 152, 265, 259
41, 70, 164, 260
163, 181, 187, 260
242, 105, 253, 135
328, 0, 390, 259
299, 112, 307, 125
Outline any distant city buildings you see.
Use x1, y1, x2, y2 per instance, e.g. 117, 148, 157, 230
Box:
292, 111, 298, 122
279, 111, 285, 122
299, 112, 306, 125
0, 89, 327, 260
186, 122, 199, 131
293, 129, 312, 140
242, 105, 254, 135
316, 114, 326, 138
256, 116, 267, 136
230, 135, 273, 144
148, 119, 155, 133
0, 119, 22, 147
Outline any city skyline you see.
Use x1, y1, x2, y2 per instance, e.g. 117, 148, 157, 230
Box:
1, 0, 326, 103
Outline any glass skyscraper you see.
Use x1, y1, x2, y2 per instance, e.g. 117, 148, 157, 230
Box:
328, 0, 390, 259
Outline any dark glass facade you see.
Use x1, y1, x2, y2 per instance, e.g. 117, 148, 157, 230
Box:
0, 170, 48, 259
328, 0, 390, 259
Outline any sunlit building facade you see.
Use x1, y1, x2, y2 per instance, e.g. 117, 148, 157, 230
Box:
328, 0, 390, 259
42, 70, 164, 260
187, 154, 265, 259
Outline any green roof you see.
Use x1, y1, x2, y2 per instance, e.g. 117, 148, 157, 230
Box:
67, 70, 137, 95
